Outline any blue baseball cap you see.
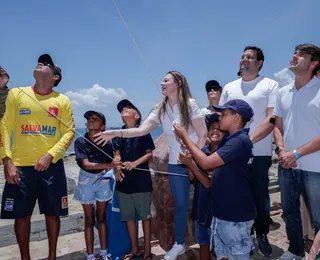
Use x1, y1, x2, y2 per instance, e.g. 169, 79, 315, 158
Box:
117, 99, 142, 124
212, 99, 254, 121
84, 110, 106, 125
205, 113, 220, 129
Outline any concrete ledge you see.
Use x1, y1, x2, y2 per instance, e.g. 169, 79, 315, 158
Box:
0, 213, 84, 248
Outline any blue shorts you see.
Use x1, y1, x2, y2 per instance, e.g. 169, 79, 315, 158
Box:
212, 217, 254, 260
195, 220, 211, 246
1, 160, 68, 219
74, 169, 113, 204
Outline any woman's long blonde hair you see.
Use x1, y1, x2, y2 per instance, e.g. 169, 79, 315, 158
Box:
157, 71, 193, 130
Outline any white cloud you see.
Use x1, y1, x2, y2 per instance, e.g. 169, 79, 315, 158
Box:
65, 84, 128, 107
273, 68, 294, 88
64, 84, 129, 127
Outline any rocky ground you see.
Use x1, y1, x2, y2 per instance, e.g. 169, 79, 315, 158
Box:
0, 152, 304, 260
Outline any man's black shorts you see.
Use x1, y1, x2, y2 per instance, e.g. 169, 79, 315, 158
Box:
1, 159, 68, 219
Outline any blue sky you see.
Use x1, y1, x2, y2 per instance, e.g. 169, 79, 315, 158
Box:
2, 0, 320, 127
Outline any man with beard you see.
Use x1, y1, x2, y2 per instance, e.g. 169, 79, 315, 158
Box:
219, 46, 279, 257
274, 43, 320, 260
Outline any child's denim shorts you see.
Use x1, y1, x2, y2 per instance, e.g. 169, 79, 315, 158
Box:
211, 217, 254, 260
74, 169, 113, 204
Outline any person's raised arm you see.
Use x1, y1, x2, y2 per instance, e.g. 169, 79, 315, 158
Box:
174, 124, 224, 170
192, 117, 207, 148
189, 99, 207, 148
179, 151, 211, 188
94, 114, 159, 146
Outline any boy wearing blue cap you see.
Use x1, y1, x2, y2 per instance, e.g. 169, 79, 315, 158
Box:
179, 113, 226, 260
174, 99, 255, 260
74, 111, 120, 260
112, 99, 155, 260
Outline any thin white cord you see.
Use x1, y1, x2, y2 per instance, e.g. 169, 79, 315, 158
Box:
110, 0, 177, 123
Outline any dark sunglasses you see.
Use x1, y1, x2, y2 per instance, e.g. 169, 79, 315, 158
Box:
206, 86, 221, 93
41, 62, 58, 75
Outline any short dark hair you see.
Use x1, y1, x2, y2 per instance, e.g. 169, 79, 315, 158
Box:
295, 43, 320, 75
243, 46, 264, 71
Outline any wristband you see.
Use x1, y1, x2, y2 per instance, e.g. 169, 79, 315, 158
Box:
275, 146, 284, 154
269, 117, 275, 125
293, 150, 301, 159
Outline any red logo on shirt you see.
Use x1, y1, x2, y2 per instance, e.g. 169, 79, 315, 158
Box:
61, 196, 68, 209
48, 107, 59, 117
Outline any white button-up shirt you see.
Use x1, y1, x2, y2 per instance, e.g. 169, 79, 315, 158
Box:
148, 98, 204, 164
273, 76, 320, 172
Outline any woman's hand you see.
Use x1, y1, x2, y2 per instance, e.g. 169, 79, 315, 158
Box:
173, 124, 188, 142
94, 131, 116, 146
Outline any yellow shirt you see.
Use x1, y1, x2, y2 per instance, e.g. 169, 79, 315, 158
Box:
0, 86, 75, 166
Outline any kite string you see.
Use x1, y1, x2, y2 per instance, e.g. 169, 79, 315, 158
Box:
110, 0, 177, 123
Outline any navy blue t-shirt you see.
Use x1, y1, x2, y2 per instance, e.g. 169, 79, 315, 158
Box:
192, 145, 213, 228
112, 130, 155, 194
211, 128, 255, 222
74, 133, 114, 174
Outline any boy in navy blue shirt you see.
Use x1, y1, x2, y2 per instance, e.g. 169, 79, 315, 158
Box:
112, 99, 155, 260
179, 113, 226, 260
174, 99, 255, 260
74, 111, 120, 260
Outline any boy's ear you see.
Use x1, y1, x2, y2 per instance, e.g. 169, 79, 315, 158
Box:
101, 124, 106, 131
134, 113, 140, 120
53, 74, 60, 81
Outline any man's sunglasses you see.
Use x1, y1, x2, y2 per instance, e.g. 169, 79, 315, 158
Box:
206, 86, 221, 93
41, 62, 58, 75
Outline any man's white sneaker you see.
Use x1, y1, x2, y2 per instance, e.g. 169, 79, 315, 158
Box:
164, 242, 185, 260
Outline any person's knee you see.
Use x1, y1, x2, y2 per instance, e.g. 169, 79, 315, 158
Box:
15, 216, 31, 225
84, 215, 95, 226
45, 215, 59, 221
96, 214, 106, 225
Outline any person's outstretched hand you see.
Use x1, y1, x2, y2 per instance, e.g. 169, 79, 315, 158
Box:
94, 131, 116, 146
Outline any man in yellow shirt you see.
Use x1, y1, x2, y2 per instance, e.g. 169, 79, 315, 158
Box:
0, 54, 75, 260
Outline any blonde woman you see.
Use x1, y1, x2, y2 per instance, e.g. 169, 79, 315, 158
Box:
94, 71, 207, 259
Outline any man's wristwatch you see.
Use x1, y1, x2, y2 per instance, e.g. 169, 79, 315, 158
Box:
275, 146, 284, 154
293, 150, 301, 160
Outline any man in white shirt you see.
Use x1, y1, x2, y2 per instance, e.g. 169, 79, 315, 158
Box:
219, 46, 279, 257
274, 43, 320, 260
